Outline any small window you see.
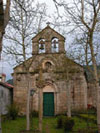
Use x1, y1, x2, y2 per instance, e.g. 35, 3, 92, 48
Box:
45, 62, 52, 70
51, 37, 59, 53
39, 39, 45, 53
44, 61, 53, 72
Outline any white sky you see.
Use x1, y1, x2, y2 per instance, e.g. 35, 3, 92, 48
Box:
2, 0, 99, 80
0, 57, 13, 80
0, 0, 58, 80
38, 0, 56, 13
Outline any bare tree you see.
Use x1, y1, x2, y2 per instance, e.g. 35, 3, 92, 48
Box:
36, 66, 45, 133
3, 0, 47, 131
0, 1, 10, 132
61, 57, 72, 117
53, 0, 100, 131
54, 56, 79, 118
67, 32, 100, 67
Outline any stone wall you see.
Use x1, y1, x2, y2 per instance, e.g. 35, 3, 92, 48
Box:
87, 82, 97, 107
13, 54, 87, 115
0, 85, 12, 114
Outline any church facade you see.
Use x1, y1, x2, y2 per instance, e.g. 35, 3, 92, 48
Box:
13, 25, 87, 116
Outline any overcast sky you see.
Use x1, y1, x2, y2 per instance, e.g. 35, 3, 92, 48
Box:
1, 0, 100, 81
0, 0, 59, 81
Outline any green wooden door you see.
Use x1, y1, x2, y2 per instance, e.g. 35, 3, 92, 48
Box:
43, 92, 54, 116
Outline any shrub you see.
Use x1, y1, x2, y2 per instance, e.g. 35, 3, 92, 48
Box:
57, 115, 64, 128
72, 109, 88, 115
57, 115, 74, 131
63, 117, 74, 132
7, 104, 19, 120
31, 110, 38, 117
1, 115, 7, 122
78, 128, 97, 133
87, 107, 97, 114
72, 107, 97, 116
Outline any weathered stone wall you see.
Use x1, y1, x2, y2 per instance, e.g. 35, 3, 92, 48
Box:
87, 83, 97, 107
0, 85, 12, 114
13, 53, 87, 115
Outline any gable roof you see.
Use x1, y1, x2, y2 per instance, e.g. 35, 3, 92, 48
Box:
13, 57, 32, 70
32, 25, 65, 41
7, 79, 13, 85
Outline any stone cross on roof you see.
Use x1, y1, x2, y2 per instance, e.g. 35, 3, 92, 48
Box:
46, 22, 50, 26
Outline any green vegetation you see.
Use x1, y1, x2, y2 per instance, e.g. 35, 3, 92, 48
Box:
2, 115, 97, 133
7, 104, 19, 120
57, 115, 74, 131
56, 115, 64, 128
63, 118, 74, 132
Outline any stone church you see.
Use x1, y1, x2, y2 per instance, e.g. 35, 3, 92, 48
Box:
13, 25, 87, 116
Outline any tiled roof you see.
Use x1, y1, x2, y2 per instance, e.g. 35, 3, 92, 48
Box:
0, 82, 13, 89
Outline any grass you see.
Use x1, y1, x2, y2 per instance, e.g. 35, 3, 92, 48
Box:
2, 115, 97, 133
73, 116, 97, 131
2, 117, 64, 133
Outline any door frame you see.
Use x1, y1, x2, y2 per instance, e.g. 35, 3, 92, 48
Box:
42, 83, 58, 116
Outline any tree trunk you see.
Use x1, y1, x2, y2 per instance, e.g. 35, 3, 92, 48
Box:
26, 72, 31, 131
0, 20, 4, 55
0, 0, 4, 51
67, 81, 71, 117
97, 85, 100, 132
0, 0, 10, 54
30, 95, 33, 129
0, 34, 3, 58
38, 67, 43, 133
39, 88, 43, 133
89, 39, 100, 132
0, 101, 2, 133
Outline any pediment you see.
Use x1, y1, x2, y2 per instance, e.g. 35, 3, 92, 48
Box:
32, 26, 65, 42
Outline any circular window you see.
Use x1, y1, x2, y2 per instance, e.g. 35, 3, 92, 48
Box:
45, 62, 52, 69
44, 61, 53, 72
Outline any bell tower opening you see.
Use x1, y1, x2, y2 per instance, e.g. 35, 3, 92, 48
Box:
51, 37, 59, 53
32, 25, 65, 55
39, 38, 45, 53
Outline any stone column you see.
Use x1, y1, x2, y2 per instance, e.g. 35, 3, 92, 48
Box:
32, 42, 38, 55
59, 40, 65, 53
45, 40, 51, 53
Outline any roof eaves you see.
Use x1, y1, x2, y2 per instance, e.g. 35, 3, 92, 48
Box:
0, 82, 13, 89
